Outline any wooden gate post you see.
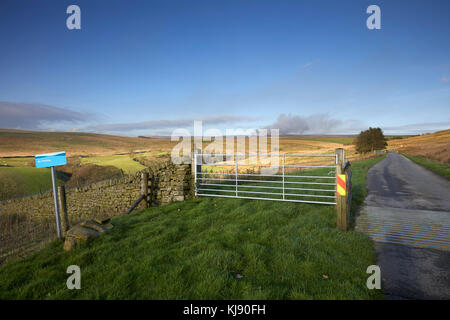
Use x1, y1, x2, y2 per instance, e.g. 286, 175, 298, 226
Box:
345, 163, 352, 229
57, 185, 70, 235
149, 173, 155, 206
335, 148, 348, 231
141, 172, 149, 208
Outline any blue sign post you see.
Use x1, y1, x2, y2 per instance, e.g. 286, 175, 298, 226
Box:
35, 151, 67, 239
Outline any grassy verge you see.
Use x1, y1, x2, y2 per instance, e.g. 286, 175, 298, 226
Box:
0, 157, 384, 300
402, 154, 450, 179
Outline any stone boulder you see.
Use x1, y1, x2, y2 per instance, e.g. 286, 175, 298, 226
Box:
63, 218, 113, 251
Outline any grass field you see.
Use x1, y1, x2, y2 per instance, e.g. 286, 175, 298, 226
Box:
0, 167, 65, 200
0, 129, 174, 157
0, 157, 34, 167
403, 154, 450, 179
0, 157, 385, 300
0, 129, 359, 157
81, 155, 146, 174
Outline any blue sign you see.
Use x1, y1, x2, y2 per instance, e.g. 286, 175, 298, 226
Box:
35, 151, 67, 168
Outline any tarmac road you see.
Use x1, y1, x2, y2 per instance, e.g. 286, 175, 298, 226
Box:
356, 151, 450, 299
364, 151, 450, 211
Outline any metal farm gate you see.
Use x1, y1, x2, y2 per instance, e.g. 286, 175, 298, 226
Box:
194, 153, 338, 205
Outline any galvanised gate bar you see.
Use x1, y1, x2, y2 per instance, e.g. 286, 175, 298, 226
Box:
194, 153, 338, 205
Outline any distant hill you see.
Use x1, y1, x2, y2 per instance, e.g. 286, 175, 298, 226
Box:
388, 129, 450, 164
0, 129, 360, 157
0, 129, 175, 157
3, 128, 445, 160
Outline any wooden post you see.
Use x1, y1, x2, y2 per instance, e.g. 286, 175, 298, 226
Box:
51, 167, 62, 239
57, 185, 70, 235
141, 172, 149, 208
149, 174, 155, 206
335, 148, 348, 231
346, 166, 352, 228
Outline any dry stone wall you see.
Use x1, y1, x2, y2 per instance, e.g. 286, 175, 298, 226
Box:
142, 159, 192, 206
0, 160, 193, 226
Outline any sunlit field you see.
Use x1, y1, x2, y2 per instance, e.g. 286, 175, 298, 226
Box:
0, 157, 385, 300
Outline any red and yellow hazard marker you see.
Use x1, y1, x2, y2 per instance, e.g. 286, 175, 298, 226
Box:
336, 174, 346, 196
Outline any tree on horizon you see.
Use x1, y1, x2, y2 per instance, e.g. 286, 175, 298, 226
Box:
354, 127, 387, 153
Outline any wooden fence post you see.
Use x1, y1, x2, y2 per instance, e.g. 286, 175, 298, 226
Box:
141, 172, 149, 208
149, 173, 155, 206
335, 148, 348, 231
57, 186, 70, 235
345, 164, 352, 228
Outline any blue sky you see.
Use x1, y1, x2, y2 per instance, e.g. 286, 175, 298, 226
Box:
0, 0, 449, 136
